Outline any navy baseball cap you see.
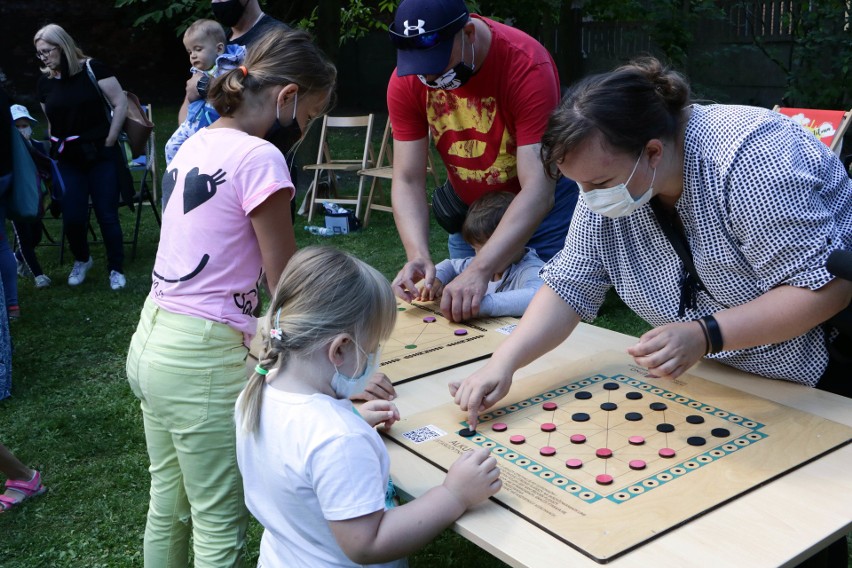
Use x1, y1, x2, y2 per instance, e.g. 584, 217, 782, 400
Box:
389, 0, 469, 77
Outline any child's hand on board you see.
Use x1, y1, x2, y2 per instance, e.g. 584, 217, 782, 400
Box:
359, 399, 400, 430
443, 447, 502, 509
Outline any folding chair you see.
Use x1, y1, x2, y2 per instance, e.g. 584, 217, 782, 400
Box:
300, 114, 375, 223
357, 117, 441, 227
772, 106, 852, 155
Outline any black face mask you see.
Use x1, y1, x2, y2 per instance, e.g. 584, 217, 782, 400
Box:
265, 95, 302, 157
211, 0, 246, 28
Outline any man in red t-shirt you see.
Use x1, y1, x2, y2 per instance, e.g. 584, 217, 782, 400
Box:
387, 0, 578, 322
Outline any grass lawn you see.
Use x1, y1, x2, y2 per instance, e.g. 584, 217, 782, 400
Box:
1, 106, 847, 567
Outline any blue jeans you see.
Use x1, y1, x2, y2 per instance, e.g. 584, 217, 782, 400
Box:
58, 144, 124, 272
448, 176, 579, 261
0, 225, 18, 309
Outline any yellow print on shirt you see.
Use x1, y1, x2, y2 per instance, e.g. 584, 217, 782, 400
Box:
426, 90, 517, 186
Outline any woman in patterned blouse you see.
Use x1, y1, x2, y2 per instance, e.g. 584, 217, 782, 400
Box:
451, 56, 852, 430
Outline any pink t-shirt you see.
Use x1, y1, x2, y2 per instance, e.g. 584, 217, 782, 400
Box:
150, 127, 293, 341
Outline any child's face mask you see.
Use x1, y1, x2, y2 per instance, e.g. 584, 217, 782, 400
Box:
331, 344, 380, 399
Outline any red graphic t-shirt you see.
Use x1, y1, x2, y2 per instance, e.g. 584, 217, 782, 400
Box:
388, 16, 560, 205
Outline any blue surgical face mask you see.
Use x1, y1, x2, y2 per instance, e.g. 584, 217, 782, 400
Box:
581, 151, 656, 218
331, 346, 381, 399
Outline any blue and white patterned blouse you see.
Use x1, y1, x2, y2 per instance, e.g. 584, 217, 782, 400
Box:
542, 104, 852, 386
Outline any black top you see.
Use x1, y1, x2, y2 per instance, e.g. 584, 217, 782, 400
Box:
37, 59, 115, 142
227, 14, 289, 47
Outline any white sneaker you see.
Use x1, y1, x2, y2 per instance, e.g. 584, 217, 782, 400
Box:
109, 270, 126, 290
68, 257, 93, 286
34, 275, 51, 289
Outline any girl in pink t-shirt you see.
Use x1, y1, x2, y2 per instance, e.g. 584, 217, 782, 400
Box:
126, 29, 336, 568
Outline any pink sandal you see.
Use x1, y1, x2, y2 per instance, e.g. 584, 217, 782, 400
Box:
0, 470, 47, 512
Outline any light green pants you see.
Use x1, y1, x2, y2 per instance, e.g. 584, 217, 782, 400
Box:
126, 298, 248, 568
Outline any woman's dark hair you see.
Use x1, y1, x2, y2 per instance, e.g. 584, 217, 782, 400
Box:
541, 56, 692, 173
208, 28, 336, 116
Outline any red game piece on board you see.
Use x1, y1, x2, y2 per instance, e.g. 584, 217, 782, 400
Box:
492, 422, 508, 432
659, 447, 676, 458
565, 458, 583, 469
629, 460, 647, 470
422, 316, 436, 323
596, 448, 613, 458
541, 422, 557, 432
542, 402, 558, 411
454, 329, 468, 336
540, 446, 557, 457
509, 435, 526, 445
628, 436, 645, 445
596, 474, 614, 485
570, 434, 586, 444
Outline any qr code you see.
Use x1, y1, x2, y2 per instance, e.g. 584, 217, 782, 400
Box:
402, 425, 447, 444
495, 323, 517, 335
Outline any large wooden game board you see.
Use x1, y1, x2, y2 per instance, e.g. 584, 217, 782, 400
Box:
384, 353, 852, 563
381, 301, 518, 384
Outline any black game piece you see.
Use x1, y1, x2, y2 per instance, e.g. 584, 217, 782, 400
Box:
656, 423, 675, 433
687, 436, 707, 446
572, 412, 591, 422
625, 412, 643, 421
650, 402, 668, 411
600, 402, 618, 411
711, 428, 731, 438
603, 382, 620, 391
575, 391, 593, 400
458, 428, 476, 438
686, 415, 705, 424
626, 392, 643, 400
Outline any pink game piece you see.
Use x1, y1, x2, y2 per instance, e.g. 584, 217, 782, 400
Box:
540, 446, 557, 457
454, 329, 468, 336
595, 448, 613, 458
509, 434, 526, 445
659, 447, 676, 458
628, 436, 645, 445
570, 434, 586, 444
540, 422, 557, 432
565, 458, 583, 469
422, 316, 436, 323
492, 422, 508, 432
596, 474, 614, 485
542, 402, 558, 411
629, 460, 647, 470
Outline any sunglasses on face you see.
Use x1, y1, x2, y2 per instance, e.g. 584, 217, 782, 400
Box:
388, 13, 467, 50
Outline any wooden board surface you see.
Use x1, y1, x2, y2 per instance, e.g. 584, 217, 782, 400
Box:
383, 352, 852, 563
380, 300, 518, 384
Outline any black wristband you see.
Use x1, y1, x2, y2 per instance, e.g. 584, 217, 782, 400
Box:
196, 74, 210, 99
701, 315, 724, 354
695, 319, 711, 355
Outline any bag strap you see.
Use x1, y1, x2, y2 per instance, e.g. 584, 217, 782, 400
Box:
649, 196, 723, 318
84, 59, 113, 123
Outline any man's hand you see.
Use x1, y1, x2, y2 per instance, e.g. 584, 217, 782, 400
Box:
392, 257, 436, 303
439, 265, 490, 322
185, 73, 203, 103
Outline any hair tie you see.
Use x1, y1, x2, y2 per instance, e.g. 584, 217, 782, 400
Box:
254, 364, 268, 376
239, 65, 248, 77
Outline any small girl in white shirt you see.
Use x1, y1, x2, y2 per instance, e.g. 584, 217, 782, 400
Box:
236, 246, 501, 568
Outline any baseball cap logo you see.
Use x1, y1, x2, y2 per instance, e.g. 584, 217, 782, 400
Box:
403, 19, 426, 36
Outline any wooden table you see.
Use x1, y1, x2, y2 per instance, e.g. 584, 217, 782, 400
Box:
383, 322, 852, 567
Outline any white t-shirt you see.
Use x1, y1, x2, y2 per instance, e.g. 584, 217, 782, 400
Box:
235, 387, 407, 568
151, 127, 294, 342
